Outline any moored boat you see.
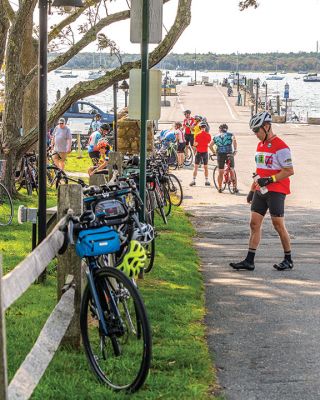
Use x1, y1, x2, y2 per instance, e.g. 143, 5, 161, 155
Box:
303, 73, 320, 82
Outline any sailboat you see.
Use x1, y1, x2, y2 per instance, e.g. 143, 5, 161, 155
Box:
87, 52, 105, 79
60, 70, 78, 78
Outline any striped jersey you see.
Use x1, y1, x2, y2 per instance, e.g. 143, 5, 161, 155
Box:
255, 136, 293, 194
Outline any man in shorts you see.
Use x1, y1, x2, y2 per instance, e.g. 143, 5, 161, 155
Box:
183, 110, 195, 147
229, 111, 294, 271
51, 117, 72, 170
190, 121, 212, 187
213, 123, 238, 193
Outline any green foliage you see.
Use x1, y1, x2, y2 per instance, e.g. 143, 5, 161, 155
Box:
50, 51, 320, 73
4, 202, 219, 399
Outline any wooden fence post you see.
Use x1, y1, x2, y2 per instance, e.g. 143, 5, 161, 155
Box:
89, 174, 106, 186
57, 185, 84, 348
0, 258, 8, 400
107, 152, 123, 179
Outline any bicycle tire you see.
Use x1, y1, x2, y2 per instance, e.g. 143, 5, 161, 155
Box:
80, 267, 152, 393
167, 147, 178, 170
154, 187, 167, 224
213, 166, 226, 192
47, 165, 68, 189
183, 146, 193, 166
228, 170, 238, 194
143, 239, 155, 274
162, 185, 172, 217
166, 174, 183, 206
0, 183, 13, 226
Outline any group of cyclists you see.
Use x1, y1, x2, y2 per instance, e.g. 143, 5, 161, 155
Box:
160, 109, 238, 191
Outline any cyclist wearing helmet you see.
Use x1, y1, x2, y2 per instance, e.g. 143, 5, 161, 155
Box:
183, 110, 195, 146
87, 123, 110, 164
192, 115, 202, 140
190, 121, 212, 187
230, 111, 294, 272
213, 123, 238, 193
88, 138, 112, 176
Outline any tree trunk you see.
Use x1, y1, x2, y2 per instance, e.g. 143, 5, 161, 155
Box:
0, 2, 9, 70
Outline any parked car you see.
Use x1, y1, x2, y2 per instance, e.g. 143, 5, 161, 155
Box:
62, 101, 114, 125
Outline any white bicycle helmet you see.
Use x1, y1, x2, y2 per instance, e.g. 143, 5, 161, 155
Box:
249, 111, 272, 130
132, 223, 155, 244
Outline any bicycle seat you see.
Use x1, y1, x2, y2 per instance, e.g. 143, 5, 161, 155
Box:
79, 210, 96, 224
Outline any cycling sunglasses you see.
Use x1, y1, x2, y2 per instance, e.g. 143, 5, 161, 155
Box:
252, 127, 260, 133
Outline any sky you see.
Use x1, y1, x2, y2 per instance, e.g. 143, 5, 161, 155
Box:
94, 0, 320, 54
27, 0, 320, 54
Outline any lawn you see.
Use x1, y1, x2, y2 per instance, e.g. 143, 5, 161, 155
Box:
3, 178, 221, 399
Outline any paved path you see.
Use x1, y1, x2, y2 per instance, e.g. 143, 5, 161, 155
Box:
160, 85, 320, 399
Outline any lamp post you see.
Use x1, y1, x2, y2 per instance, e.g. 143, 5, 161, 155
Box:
255, 78, 260, 114
38, 0, 84, 247
113, 82, 118, 151
119, 79, 129, 108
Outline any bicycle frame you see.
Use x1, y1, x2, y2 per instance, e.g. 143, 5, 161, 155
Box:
85, 257, 122, 337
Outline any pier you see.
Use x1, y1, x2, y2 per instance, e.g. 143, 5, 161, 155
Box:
161, 84, 320, 399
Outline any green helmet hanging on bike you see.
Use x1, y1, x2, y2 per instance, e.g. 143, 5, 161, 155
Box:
116, 240, 147, 279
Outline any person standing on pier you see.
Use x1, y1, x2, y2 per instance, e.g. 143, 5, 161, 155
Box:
189, 121, 212, 187
183, 110, 195, 147
230, 111, 294, 271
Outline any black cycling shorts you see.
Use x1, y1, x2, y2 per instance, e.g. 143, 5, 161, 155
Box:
195, 151, 209, 166
177, 142, 186, 153
217, 153, 234, 169
251, 191, 286, 217
185, 133, 194, 146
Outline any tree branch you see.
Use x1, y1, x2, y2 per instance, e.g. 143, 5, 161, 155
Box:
48, 0, 101, 43
19, 0, 192, 152
239, 0, 258, 10
2, 0, 15, 22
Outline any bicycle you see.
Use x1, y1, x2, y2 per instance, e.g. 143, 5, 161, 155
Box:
15, 152, 38, 195
183, 143, 194, 166
0, 160, 13, 226
213, 153, 238, 194
63, 183, 152, 392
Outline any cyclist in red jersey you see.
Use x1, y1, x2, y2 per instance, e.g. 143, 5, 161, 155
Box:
190, 122, 212, 187
183, 110, 195, 146
230, 111, 294, 271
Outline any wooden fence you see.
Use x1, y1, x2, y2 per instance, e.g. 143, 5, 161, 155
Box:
0, 184, 83, 400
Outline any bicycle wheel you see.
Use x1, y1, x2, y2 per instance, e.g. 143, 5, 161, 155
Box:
80, 267, 152, 392
167, 148, 178, 169
183, 146, 193, 166
154, 187, 167, 224
213, 166, 226, 192
143, 239, 155, 274
0, 183, 13, 226
228, 170, 238, 194
47, 165, 68, 189
166, 174, 183, 206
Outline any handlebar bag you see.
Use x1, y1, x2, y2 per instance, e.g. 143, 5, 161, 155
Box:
76, 226, 121, 258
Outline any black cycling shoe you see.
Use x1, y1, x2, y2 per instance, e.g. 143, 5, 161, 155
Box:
273, 259, 293, 271
229, 260, 255, 271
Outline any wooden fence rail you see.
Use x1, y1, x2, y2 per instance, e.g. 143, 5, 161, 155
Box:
0, 184, 83, 400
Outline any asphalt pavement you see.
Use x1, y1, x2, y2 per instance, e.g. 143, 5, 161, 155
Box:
160, 84, 320, 400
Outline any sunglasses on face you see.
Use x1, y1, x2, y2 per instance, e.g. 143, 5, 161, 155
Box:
252, 127, 260, 133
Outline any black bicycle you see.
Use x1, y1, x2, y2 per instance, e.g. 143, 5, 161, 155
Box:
0, 182, 13, 226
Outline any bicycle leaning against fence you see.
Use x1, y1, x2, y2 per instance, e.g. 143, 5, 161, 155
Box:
212, 153, 238, 194
0, 160, 14, 226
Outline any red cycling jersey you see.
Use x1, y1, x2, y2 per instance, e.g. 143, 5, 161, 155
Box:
255, 136, 293, 194
195, 131, 211, 153
183, 117, 195, 134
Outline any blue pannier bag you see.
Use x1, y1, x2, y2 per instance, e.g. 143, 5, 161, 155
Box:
76, 226, 121, 258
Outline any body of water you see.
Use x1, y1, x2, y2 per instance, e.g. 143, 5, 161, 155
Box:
48, 69, 320, 121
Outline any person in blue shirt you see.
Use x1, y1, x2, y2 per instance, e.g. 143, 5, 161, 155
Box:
213, 124, 238, 192
159, 128, 176, 152
87, 123, 110, 165
89, 113, 102, 134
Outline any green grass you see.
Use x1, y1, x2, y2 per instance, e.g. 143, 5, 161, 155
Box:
65, 150, 91, 174
4, 196, 220, 399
